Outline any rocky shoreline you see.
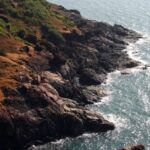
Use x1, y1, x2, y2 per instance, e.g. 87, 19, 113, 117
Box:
0, 2, 142, 150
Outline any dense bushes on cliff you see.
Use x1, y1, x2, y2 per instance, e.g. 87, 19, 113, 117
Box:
1, 0, 51, 20
0, 0, 74, 39
0, 0, 74, 26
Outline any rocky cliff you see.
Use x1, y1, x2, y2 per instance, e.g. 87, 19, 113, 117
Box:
0, 0, 141, 149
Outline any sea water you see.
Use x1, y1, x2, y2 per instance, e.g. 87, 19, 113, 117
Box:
32, 0, 150, 149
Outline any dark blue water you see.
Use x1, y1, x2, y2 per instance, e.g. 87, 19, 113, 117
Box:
32, 0, 150, 149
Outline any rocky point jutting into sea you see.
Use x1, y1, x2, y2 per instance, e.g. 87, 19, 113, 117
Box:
0, 0, 143, 149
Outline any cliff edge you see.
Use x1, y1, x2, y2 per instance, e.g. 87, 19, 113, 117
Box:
0, 0, 141, 149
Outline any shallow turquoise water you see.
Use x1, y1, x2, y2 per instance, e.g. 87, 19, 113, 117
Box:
33, 0, 150, 149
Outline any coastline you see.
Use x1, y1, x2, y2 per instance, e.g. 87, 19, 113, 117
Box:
0, 1, 145, 149
29, 6, 145, 150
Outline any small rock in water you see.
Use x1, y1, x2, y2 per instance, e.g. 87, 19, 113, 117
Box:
121, 70, 131, 75
121, 144, 145, 150
142, 64, 150, 70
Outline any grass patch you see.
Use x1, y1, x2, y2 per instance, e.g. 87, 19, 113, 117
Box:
1, 0, 52, 25
0, 18, 11, 36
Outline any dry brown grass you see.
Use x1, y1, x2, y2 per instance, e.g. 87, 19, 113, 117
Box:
0, 36, 31, 101
0, 91, 4, 101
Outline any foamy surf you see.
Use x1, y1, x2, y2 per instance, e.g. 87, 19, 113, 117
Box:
101, 113, 129, 133
125, 32, 150, 65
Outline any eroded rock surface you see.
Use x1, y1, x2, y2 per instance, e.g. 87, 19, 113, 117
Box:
0, 77, 114, 149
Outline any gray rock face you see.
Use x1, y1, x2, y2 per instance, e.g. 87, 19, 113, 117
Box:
47, 6, 141, 105
0, 80, 114, 149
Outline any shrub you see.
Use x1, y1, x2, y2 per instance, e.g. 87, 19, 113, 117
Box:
1, 0, 52, 25
41, 24, 65, 44
0, 49, 6, 56
63, 18, 75, 28
16, 29, 26, 39
25, 34, 38, 44
0, 26, 5, 36
0, 18, 10, 36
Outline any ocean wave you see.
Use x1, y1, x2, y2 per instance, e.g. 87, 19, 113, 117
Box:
105, 113, 128, 127
125, 32, 150, 65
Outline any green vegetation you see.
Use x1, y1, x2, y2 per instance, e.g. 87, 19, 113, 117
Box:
54, 13, 75, 28
1, 0, 75, 27
63, 17, 75, 28
0, 0, 75, 45
1, 0, 52, 23
0, 18, 11, 35
0, 26, 6, 36
41, 24, 65, 44
0, 0, 20, 18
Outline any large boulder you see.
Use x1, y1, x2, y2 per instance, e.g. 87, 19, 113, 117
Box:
79, 68, 106, 85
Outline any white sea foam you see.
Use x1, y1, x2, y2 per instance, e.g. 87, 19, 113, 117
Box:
138, 89, 150, 113
81, 133, 97, 138
51, 139, 66, 145
29, 139, 67, 150
102, 113, 129, 132
92, 95, 112, 107
104, 70, 120, 84
125, 32, 150, 65
146, 117, 150, 126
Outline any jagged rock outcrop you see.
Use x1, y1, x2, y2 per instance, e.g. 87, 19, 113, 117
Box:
0, 77, 114, 149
